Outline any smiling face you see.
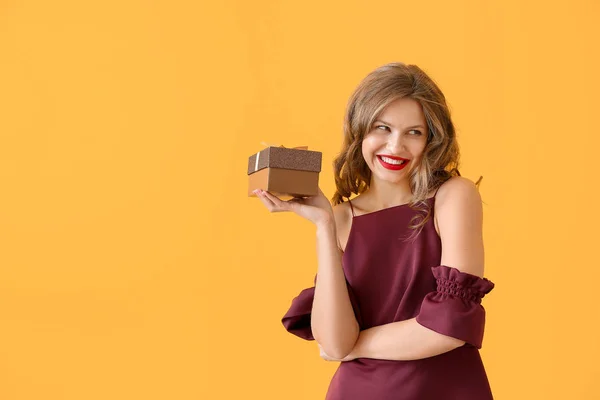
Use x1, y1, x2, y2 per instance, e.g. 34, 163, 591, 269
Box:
362, 97, 429, 186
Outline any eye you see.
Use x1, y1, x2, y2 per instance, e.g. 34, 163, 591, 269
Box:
373, 125, 423, 135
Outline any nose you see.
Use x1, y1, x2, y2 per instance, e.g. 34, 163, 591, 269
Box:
386, 130, 406, 154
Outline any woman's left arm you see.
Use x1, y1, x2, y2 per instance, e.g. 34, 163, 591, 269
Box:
325, 177, 489, 362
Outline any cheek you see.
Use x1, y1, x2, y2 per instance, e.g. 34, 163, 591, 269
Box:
361, 139, 374, 159
411, 140, 428, 157
362, 135, 380, 151
408, 144, 427, 166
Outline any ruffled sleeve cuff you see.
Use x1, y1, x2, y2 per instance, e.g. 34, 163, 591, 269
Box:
281, 274, 361, 341
415, 265, 495, 349
281, 274, 318, 340
281, 286, 316, 340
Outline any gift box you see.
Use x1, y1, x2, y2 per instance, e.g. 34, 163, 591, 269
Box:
247, 144, 322, 200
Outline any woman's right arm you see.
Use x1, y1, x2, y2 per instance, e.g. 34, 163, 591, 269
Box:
311, 209, 360, 360
253, 188, 359, 358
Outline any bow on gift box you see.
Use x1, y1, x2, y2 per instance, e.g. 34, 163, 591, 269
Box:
260, 141, 308, 150
252, 142, 309, 173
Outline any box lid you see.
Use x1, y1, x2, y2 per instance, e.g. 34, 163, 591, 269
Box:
247, 146, 322, 175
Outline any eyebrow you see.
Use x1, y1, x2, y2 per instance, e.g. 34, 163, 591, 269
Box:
374, 119, 426, 130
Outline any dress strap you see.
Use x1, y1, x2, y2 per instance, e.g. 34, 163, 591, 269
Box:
348, 199, 355, 217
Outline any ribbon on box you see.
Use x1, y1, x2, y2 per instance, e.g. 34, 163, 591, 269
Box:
260, 141, 308, 150
254, 142, 309, 172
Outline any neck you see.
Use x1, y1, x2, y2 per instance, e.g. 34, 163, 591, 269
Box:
366, 176, 413, 208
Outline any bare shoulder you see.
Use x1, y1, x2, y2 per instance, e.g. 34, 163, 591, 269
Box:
331, 201, 353, 253
433, 176, 482, 235
435, 176, 482, 208
434, 176, 485, 276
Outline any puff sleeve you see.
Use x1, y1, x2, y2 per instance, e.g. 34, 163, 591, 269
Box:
415, 265, 495, 349
281, 274, 361, 341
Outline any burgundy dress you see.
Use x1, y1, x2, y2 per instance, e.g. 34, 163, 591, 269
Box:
281, 196, 496, 399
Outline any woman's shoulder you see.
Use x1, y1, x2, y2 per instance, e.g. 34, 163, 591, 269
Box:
333, 193, 370, 216
433, 176, 485, 277
337, 193, 381, 216
434, 176, 483, 226
435, 176, 481, 203
332, 199, 353, 220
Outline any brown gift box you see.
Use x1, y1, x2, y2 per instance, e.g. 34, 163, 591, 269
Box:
247, 144, 322, 200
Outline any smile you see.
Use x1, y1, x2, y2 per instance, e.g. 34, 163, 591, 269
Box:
377, 155, 410, 171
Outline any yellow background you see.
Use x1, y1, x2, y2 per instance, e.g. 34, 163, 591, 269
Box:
1, 1, 598, 399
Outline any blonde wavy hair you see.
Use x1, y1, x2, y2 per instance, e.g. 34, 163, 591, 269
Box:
331, 62, 482, 240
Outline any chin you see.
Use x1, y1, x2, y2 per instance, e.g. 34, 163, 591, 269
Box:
373, 171, 408, 184
368, 157, 414, 183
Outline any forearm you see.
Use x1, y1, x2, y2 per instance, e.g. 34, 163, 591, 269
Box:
311, 220, 359, 359
346, 318, 466, 361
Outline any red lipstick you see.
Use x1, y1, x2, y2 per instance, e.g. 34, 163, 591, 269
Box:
377, 155, 410, 171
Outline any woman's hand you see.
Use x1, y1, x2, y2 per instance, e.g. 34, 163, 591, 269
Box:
253, 187, 334, 226
318, 343, 357, 362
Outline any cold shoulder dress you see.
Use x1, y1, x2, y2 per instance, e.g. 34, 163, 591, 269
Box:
281, 196, 496, 399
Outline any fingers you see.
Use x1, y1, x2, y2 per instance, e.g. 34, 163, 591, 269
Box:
318, 343, 340, 361
261, 191, 287, 211
321, 353, 339, 362
254, 189, 296, 213
254, 189, 276, 209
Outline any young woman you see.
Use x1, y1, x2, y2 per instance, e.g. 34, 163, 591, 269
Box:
253, 62, 495, 399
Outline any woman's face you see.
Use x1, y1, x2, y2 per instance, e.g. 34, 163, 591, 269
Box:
362, 97, 428, 184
